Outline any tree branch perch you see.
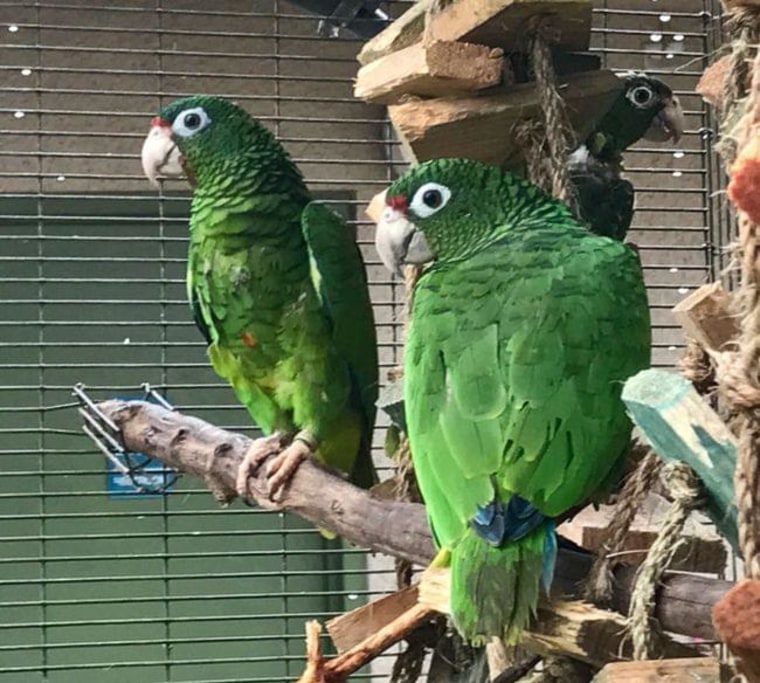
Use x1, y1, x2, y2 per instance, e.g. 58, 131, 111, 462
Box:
95, 399, 732, 643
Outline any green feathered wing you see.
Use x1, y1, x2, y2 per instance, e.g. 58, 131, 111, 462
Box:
404, 225, 650, 644
300, 201, 378, 487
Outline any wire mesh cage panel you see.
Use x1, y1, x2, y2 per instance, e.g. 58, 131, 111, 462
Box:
0, 0, 724, 681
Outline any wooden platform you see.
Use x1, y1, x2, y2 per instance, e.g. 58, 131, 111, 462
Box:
358, 0, 593, 66
388, 69, 622, 168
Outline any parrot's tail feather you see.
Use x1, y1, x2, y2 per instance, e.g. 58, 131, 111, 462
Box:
450, 520, 556, 646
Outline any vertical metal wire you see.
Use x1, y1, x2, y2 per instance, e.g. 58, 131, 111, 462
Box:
33, 1, 49, 676
156, 3, 172, 677
272, 1, 292, 675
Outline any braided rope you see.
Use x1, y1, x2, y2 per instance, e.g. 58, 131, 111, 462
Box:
628, 462, 705, 660
736, 415, 760, 579
528, 18, 575, 205
584, 448, 661, 606
716, 45, 760, 579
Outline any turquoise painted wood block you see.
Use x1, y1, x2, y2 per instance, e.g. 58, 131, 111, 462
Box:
622, 368, 739, 551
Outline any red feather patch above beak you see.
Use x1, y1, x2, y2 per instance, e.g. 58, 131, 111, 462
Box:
386, 194, 408, 213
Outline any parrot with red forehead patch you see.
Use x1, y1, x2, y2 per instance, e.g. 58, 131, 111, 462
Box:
375, 158, 650, 644
141, 95, 378, 499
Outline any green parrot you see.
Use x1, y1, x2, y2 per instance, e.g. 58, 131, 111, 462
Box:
140, 95, 378, 497
568, 71, 685, 241
375, 158, 651, 644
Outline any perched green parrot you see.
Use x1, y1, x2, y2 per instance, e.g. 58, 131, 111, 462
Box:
569, 71, 684, 241
141, 95, 378, 497
375, 158, 651, 644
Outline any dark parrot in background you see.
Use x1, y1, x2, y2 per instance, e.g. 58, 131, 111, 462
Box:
141, 95, 378, 499
568, 71, 685, 241
375, 158, 651, 644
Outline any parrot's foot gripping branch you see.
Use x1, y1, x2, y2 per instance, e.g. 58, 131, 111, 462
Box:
235, 430, 316, 500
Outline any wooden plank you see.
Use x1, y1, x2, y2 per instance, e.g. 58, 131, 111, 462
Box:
582, 526, 726, 574
357, 0, 593, 66
673, 281, 739, 352
388, 69, 622, 168
430, 0, 592, 53
713, 579, 760, 683
325, 585, 419, 653
357, 0, 435, 67
354, 41, 504, 104
592, 657, 724, 683
621, 369, 739, 551
418, 567, 700, 667
558, 495, 727, 574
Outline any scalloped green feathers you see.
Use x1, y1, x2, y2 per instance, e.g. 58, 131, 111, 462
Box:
162, 95, 378, 488
393, 159, 650, 644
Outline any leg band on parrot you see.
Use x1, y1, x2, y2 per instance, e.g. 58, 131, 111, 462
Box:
293, 429, 318, 451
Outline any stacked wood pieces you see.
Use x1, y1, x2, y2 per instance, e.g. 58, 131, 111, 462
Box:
356, 0, 593, 66
353, 0, 623, 168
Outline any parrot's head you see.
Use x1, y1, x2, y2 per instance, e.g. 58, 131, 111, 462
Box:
586, 72, 685, 161
141, 95, 281, 188
376, 158, 535, 276
619, 72, 685, 144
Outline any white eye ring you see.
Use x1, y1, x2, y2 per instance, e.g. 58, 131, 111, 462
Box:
627, 85, 654, 109
171, 107, 212, 138
409, 182, 451, 218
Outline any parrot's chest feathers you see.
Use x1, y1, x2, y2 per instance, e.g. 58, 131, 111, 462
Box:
190, 234, 321, 372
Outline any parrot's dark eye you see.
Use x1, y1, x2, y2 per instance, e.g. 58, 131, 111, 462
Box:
409, 182, 452, 218
171, 106, 212, 138
184, 112, 201, 128
423, 189, 443, 208
628, 85, 655, 108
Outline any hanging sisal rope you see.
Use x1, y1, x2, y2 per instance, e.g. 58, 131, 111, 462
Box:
627, 462, 705, 660
716, 47, 760, 581
583, 446, 661, 606
514, 15, 577, 211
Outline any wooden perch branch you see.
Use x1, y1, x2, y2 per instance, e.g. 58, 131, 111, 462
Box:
97, 399, 732, 644
98, 399, 435, 565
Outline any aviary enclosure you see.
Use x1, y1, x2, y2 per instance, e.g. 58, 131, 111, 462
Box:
1, 0, 756, 682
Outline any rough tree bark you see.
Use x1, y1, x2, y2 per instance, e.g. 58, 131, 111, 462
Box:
93, 399, 731, 642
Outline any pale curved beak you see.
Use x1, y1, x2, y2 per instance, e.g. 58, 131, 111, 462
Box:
141, 121, 184, 187
644, 95, 685, 143
375, 208, 435, 277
